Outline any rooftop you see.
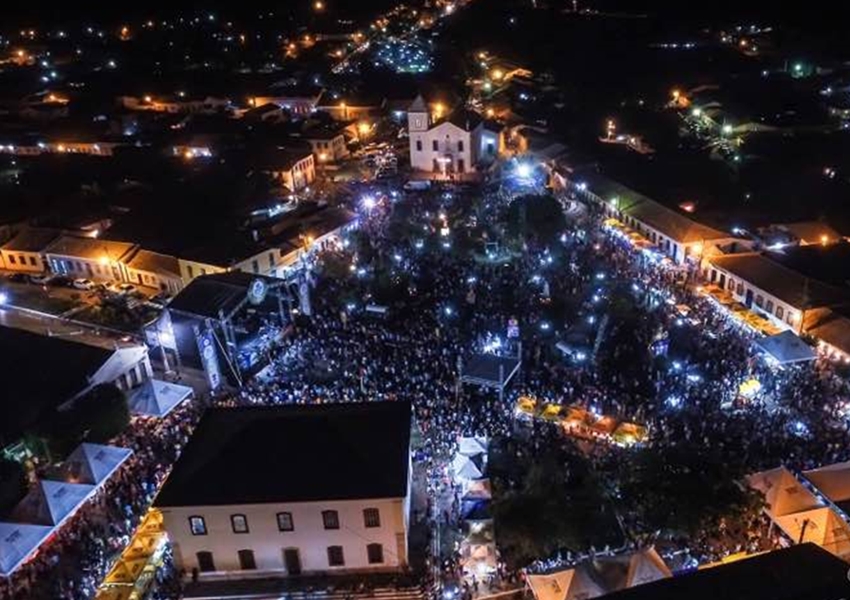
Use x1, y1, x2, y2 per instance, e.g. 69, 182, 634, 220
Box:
1, 227, 60, 253
0, 326, 116, 446
43, 235, 137, 262
154, 401, 412, 507
710, 252, 850, 309
583, 174, 730, 244
600, 544, 850, 600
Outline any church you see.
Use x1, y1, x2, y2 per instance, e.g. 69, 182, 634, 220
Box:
407, 95, 502, 176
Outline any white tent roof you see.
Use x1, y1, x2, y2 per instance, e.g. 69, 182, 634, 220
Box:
774, 507, 850, 559
748, 467, 822, 517
625, 547, 672, 587
0, 522, 54, 577
56, 443, 133, 486
757, 331, 816, 364
458, 436, 488, 457
452, 454, 483, 480
803, 461, 850, 504
527, 570, 575, 600
13, 480, 95, 526
128, 379, 193, 417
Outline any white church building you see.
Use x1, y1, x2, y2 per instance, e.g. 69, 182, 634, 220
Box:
407, 95, 502, 176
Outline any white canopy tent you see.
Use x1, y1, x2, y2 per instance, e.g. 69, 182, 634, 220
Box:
54, 443, 133, 486
756, 331, 816, 365
128, 379, 193, 418
12, 480, 96, 527
0, 522, 54, 577
452, 454, 483, 480
458, 436, 488, 457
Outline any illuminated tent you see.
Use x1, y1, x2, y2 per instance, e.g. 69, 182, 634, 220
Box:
526, 570, 576, 600
773, 507, 850, 559
748, 467, 822, 518
458, 436, 488, 457
128, 379, 193, 418
53, 443, 133, 486
0, 522, 53, 576
804, 461, 850, 506
105, 556, 149, 585
452, 454, 483, 480
756, 331, 816, 365
12, 480, 96, 527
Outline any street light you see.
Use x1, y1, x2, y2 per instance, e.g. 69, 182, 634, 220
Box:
692, 108, 702, 117
722, 124, 733, 135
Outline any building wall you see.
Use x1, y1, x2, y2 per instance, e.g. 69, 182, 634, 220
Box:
162, 496, 409, 577
308, 135, 348, 162
47, 254, 130, 282
177, 259, 227, 286
127, 268, 183, 294
252, 96, 320, 117
276, 155, 316, 192
0, 249, 46, 273
409, 119, 474, 174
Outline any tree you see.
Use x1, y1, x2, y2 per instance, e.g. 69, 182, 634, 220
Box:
43, 383, 130, 457
616, 443, 764, 539
490, 435, 622, 569
505, 194, 566, 247
0, 458, 27, 516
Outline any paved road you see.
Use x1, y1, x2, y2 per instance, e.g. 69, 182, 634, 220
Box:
0, 304, 137, 349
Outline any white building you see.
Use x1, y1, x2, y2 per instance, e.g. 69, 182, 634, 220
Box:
407, 95, 501, 176
155, 401, 412, 580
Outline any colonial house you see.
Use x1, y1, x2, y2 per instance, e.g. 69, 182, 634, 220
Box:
258, 147, 316, 192
302, 127, 349, 163
0, 227, 60, 273
407, 95, 502, 176
126, 250, 184, 294
574, 174, 736, 266
44, 235, 138, 283
154, 401, 412, 580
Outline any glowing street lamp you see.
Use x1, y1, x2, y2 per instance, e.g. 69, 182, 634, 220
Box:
314, 0, 325, 10
722, 123, 733, 135
692, 107, 702, 117
432, 102, 445, 120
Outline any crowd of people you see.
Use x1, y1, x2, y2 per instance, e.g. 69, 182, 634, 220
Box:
6, 178, 850, 599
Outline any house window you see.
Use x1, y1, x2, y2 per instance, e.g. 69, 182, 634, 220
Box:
322, 510, 340, 530
238, 549, 257, 570
18, 255, 25, 265
736, 282, 744, 295
231, 514, 249, 534
363, 508, 381, 528
487, 142, 495, 155
766, 300, 774, 314
29, 256, 37, 266
252, 260, 259, 274
432, 140, 438, 151
367, 543, 384, 564
269, 252, 275, 268
189, 516, 207, 535
755, 294, 764, 308
416, 140, 423, 152
327, 545, 345, 567
457, 140, 464, 152
8, 255, 15, 265
776, 306, 785, 319
187, 265, 194, 278
200, 268, 207, 276
277, 512, 294, 532
728, 278, 735, 291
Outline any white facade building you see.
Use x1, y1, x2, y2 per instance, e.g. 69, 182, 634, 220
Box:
407, 96, 500, 176
155, 401, 412, 580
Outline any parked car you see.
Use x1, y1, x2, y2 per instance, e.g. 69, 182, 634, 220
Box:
105, 282, 137, 295
49, 275, 73, 287
28, 274, 54, 285
72, 278, 95, 290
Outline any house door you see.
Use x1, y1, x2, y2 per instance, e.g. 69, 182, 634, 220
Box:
283, 548, 302, 575
457, 158, 465, 173
197, 551, 216, 572
745, 289, 754, 308
719, 273, 726, 287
